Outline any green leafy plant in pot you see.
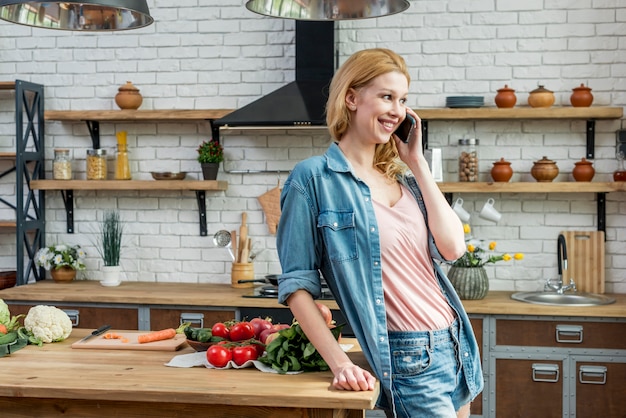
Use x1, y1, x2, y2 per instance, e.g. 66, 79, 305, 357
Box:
197, 139, 223, 180
95, 210, 124, 286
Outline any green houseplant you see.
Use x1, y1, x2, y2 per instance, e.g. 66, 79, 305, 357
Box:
35, 244, 86, 282
197, 139, 223, 180
95, 210, 124, 286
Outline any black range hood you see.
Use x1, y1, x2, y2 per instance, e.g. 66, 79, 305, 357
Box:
214, 21, 335, 130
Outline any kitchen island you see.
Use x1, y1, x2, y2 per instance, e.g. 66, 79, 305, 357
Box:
0, 330, 379, 418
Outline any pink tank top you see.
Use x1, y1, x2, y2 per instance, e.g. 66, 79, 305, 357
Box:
372, 185, 455, 331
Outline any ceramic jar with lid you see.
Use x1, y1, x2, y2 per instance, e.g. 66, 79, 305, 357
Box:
491, 158, 513, 182
531, 156, 559, 182
115, 81, 143, 110
53, 149, 72, 180
572, 158, 595, 182
495, 85, 517, 108
570, 83, 593, 107
528, 85, 555, 108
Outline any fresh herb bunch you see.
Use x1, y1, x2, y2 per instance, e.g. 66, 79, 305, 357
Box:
96, 210, 124, 267
34, 244, 86, 271
258, 323, 343, 374
452, 224, 524, 267
196, 140, 224, 164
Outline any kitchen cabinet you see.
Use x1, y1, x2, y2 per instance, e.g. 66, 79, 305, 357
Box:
469, 316, 485, 417
41, 109, 232, 237
149, 306, 236, 330
487, 315, 626, 417
7, 303, 139, 330
0, 81, 45, 286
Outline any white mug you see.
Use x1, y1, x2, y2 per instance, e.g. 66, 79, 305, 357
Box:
479, 198, 502, 222
452, 197, 471, 222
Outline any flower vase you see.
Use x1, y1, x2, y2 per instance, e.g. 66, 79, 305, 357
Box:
201, 163, 219, 180
447, 266, 489, 300
101, 265, 122, 287
50, 267, 76, 283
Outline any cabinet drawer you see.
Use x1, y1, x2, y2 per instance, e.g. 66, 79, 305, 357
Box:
149, 307, 236, 330
495, 319, 626, 349
7, 303, 139, 329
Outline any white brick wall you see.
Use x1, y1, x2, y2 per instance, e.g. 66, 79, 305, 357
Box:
0, 1, 624, 292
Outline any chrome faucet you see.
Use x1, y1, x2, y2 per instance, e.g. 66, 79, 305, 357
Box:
545, 234, 577, 294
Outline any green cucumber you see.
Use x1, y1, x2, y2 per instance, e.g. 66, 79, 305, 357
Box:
0, 331, 18, 345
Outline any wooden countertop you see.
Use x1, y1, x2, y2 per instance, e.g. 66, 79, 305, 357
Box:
0, 330, 378, 417
1, 281, 625, 318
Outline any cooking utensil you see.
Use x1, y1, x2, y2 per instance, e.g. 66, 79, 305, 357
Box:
150, 171, 187, 180
213, 230, 235, 261
237, 274, 279, 286
238, 212, 248, 262
230, 230, 237, 263
561, 231, 605, 293
78, 325, 111, 343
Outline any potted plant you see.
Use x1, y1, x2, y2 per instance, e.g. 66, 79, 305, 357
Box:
448, 224, 524, 300
95, 210, 124, 286
35, 243, 86, 283
197, 139, 223, 180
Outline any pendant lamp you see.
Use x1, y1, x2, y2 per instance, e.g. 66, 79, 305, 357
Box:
0, 0, 153, 31
245, 0, 410, 20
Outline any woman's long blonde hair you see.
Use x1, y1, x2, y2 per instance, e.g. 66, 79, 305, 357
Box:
326, 48, 411, 179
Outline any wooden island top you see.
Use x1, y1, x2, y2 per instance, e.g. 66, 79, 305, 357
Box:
1, 281, 625, 318
0, 330, 377, 418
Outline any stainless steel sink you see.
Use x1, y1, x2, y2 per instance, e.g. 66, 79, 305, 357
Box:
511, 291, 615, 306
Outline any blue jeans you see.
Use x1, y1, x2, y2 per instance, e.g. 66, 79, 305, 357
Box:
386, 320, 471, 418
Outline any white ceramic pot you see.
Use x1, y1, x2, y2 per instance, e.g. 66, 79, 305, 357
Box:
101, 265, 122, 287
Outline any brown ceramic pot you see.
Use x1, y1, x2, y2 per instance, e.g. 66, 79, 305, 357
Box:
115, 81, 143, 110
491, 158, 513, 182
531, 156, 559, 182
570, 83, 593, 107
50, 266, 76, 283
495, 85, 517, 108
572, 158, 595, 182
528, 85, 555, 108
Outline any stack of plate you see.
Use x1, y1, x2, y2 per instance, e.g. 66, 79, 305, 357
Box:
446, 96, 484, 108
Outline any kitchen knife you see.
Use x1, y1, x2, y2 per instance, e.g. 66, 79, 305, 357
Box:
78, 325, 111, 343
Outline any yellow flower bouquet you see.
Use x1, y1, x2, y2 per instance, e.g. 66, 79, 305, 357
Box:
452, 224, 524, 268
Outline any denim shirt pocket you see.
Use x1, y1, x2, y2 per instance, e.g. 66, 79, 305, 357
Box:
317, 210, 357, 263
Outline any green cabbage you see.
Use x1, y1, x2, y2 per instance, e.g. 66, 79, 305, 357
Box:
0, 299, 9, 326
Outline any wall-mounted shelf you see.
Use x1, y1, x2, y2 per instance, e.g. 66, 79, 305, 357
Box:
31, 179, 228, 236
45, 109, 233, 149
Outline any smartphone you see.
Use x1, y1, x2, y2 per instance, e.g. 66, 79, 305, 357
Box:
394, 114, 416, 143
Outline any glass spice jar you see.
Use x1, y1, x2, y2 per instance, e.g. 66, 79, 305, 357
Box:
53, 149, 72, 180
86, 148, 107, 180
458, 138, 479, 182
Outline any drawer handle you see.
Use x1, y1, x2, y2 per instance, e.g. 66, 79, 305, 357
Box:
62, 309, 80, 327
555, 324, 583, 343
532, 363, 560, 383
579, 365, 607, 385
180, 313, 204, 328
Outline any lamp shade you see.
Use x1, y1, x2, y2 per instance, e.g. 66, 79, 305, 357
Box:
246, 0, 410, 20
0, 0, 153, 31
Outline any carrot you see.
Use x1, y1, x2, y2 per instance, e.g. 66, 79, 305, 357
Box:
103, 332, 128, 342
0, 323, 7, 334
137, 328, 177, 344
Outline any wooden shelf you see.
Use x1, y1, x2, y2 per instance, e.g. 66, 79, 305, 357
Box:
0, 152, 16, 159
437, 182, 625, 193
31, 179, 228, 191
0, 81, 16, 90
45, 109, 233, 122
416, 106, 623, 120
0, 220, 16, 228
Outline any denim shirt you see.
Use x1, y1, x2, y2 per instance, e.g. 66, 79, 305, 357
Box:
276, 142, 484, 413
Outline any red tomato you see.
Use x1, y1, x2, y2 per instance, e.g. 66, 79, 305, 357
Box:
249, 317, 273, 338
232, 345, 258, 366
211, 322, 230, 340
316, 302, 333, 325
229, 322, 255, 342
206, 345, 232, 368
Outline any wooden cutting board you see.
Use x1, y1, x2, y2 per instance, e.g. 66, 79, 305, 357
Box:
71, 331, 186, 351
561, 231, 605, 294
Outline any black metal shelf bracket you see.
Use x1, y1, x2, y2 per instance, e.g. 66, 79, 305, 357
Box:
60, 190, 74, 233
586, 119, 595, 159
597, 192, 606, 234
422, 119, 429, 150
85, 120, 100, 149
195, 190, 207, 236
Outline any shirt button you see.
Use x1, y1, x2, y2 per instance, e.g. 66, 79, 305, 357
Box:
464, 352, 469, 357
374, 261, 379, 266
370, 227, 375, 232
376, 299, 381, 304
333, 222, 338, 227
383, 372, 388, 377
379, 337, 385, 342
365, 197, 370, 202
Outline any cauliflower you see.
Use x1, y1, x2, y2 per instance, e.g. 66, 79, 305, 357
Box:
24, 305, 72, 345
0, 299, 9, 326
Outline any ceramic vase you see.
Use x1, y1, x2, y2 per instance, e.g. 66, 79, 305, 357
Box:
447, 266, 489, 300
201, 163, 219, 180
572, 158, 595, 182
491, 158, 513, 182
570, 84, 593, 107
101, 265, 122, 287
495, 85, 517, 108
528, 85, 555, 108
50, 267, 76, 283
115, 81, 143, 110
531, 156, 559, 182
